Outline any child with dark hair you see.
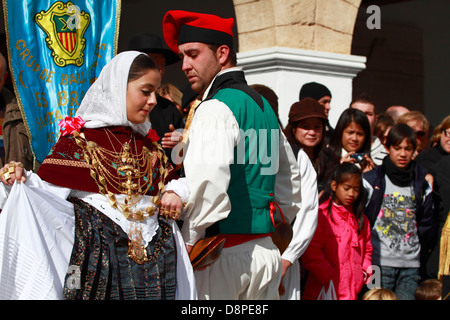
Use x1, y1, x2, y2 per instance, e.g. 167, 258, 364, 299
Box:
363, 123, 436, 300
301, 163, 373, 300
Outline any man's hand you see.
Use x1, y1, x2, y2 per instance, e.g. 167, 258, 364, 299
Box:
161, 124, 183, 149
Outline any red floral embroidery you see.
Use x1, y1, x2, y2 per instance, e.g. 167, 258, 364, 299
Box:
59, 116, 86, 136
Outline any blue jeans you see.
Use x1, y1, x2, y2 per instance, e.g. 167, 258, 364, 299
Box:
380, 266, 421, 300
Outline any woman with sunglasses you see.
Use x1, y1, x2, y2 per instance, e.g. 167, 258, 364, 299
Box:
398, 111, 431, 158
416, 115, 450, 169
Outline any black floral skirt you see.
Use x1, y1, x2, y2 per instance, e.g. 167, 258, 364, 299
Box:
63, 198, 177, 300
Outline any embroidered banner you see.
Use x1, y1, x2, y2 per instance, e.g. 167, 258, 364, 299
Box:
3, 0, 121, 163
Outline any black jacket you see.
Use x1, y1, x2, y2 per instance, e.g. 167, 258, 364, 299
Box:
149, 96, 184, 164
363, 163, 437, 259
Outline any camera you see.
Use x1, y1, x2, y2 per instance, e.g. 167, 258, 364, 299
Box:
350, 153, 365, 163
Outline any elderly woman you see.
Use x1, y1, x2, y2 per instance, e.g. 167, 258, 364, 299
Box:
398, 111, 431, 158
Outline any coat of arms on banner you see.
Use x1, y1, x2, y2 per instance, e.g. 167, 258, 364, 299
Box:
35, 1, 90, 67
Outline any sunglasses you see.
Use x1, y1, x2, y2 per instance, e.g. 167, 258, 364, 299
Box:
415, 130, 426, 139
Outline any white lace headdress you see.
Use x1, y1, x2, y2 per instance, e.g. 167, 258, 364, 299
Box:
75, 50, 151, 136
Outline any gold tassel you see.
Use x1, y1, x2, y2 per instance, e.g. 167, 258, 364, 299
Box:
439, 210, 450, 280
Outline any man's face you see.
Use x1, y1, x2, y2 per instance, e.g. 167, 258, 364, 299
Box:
351, 102, 376, 134
178, 42, 222, 94
318, 96, 331, 117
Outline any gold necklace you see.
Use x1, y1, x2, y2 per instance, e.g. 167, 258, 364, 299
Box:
73, 129, 170, 264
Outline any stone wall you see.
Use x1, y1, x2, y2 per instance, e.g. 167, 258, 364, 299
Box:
233, 0, 362, 54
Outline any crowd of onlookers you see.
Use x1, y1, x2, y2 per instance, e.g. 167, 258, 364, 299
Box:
276, 81, 449, 300
173, 77, 450, 300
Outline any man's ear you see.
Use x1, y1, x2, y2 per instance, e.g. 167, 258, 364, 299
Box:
217, 45, 230, 65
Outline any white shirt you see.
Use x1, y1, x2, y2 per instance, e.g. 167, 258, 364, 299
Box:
280, 148, 318, 300
282, 148, 318, 263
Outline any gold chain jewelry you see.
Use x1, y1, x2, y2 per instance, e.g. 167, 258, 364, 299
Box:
73, 130, 170, 264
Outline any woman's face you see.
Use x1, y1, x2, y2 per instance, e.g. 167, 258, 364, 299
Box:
293, 118, 323, 149
441, 128, 450, 153
342, 121, 366, 153
126, 69, 161, 124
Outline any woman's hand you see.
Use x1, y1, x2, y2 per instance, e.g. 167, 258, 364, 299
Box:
361, 154, 375, 173
160, 190, 183, 220
0, 161, 26, 186
340, 151, 357, 164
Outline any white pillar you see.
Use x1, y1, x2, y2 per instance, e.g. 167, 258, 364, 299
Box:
237, 47, 366, 129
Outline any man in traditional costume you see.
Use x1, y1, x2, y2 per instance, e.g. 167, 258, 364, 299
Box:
163, 10, 302, 300
0, 51, 196, 300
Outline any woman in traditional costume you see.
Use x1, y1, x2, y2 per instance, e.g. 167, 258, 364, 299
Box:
0, 51, 196, 300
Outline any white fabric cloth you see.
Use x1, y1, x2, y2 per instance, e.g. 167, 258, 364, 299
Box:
194, 236, 282, 300
75, 50, 151, 136
0, 181, 74, 299
280, 148, 318, 300
181, 68, 302, 246
0, 175, 197, 300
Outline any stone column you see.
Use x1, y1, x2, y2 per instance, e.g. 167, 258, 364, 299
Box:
237, 47, 366, 128
233, 0, 365, 127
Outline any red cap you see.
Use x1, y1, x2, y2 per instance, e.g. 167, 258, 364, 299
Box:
163, 10, 234, 53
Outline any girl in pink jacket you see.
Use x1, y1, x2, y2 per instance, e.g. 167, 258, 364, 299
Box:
301, 163, 373, 300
